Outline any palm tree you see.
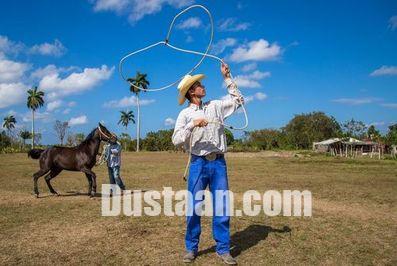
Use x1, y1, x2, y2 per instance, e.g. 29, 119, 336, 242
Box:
19, 130, 31, 148
127, 72, 149, 152
3, 115, 16, 136
27, 86, 45, 148
118, 110, 135, 129
118, 110, 135, 150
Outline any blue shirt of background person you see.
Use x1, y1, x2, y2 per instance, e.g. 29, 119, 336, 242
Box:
104, 139, 125, 191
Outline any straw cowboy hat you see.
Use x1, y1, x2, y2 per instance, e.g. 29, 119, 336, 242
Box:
177, 74, 206, 105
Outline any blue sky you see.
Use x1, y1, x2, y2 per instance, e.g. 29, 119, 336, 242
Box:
0, 0, 396, 144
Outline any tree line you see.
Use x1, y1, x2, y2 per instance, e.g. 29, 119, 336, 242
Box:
2, 71, 396, 154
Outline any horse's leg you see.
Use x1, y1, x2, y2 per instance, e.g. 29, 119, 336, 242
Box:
33, 169, 50, 198
45, 168, 62, 196
81, 168, 96, 197
85, 173, 93, 196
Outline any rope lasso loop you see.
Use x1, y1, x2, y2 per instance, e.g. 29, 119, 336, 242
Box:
119, 4, 213, 92
117, 4, 251, 180
118, 4, 248, 131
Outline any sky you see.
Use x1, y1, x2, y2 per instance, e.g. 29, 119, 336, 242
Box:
0, 0, 396, 144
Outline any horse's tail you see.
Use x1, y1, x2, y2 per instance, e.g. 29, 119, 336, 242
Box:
28, 149, 45, 159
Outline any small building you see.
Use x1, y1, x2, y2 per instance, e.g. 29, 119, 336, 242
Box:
313, 137, 384, 159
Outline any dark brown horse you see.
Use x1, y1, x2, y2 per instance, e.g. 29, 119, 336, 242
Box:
28, 123, 115, 198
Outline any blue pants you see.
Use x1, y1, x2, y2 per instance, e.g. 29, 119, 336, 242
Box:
186, 154, 230, 255
108, 166, 125, 190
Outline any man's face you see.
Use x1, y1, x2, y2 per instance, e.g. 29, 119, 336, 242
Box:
189, 81, 206, 99
110, 134, 117, 144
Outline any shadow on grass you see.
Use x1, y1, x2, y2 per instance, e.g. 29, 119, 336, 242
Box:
36, 189, 151, 198
198, 224, 291, 257
35, 191, 101, 198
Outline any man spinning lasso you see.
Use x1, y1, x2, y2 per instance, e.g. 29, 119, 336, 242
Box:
172, 62, 244, 265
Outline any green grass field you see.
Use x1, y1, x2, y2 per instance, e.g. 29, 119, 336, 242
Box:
0, 151, 396, 265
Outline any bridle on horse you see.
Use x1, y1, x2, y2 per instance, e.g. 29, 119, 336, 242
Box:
97, 126, 115, 141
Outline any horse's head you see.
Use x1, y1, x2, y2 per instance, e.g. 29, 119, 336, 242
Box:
97, 123, 117, 142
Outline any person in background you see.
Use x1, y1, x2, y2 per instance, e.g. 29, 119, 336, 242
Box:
98, 135, 125, 194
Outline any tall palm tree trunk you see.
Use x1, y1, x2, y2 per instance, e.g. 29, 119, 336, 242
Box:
136, 95, 140, 152
31, 110, 35, 148
124, 126, 128, 151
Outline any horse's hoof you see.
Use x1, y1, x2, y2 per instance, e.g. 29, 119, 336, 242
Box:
35, 194, 39, 198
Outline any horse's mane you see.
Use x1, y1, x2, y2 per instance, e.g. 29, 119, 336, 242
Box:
79, 128, 98, 145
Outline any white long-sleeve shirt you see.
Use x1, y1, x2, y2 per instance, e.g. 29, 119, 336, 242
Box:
172, 77, 244, 156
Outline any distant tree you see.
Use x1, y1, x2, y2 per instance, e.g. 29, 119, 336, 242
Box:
3, 115, 16, 137
0, 131, 12, 150
283, 112, 342, 149
119, 133, 132, 151
127, 72, 149, 152
386, 124, 397, 145
54, 120, 69, 145
342, 119, 367, 139
75, 133, 85, 144
66, 134, 75, 146
19, 130, 31, 148
224, 128, 234, 146
27, 86, 45, 148
118, 110, 135, 150
367, 125, 381, 141
34, 132, 42, 146
247, 129, 284, 150
142, 129, 175, 151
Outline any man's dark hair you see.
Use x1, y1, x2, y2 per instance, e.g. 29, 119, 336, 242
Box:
185, 87, 194, 102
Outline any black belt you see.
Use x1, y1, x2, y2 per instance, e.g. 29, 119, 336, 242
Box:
192, 153, 224, 161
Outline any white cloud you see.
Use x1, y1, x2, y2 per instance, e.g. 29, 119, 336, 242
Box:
218, 18, 250, 32
221, 91, 267, 104
29, 39, 66, 57
30, 65, 80, 80
211, 38, 237, 55
389, 15, 397, 30
62, 108, 71, 114
22, 111, 52, 123
233, 70, 271, 88
0, 35, 66, 57
39, 65, 114, 100
381, 103, 397, 109
0, 35, 25, 56
186, 35, 194, 43
176, 17, 202, 29
5, 109, 17, 116
368, 121, 385, 127
68, 101, 76, 107
164, 117, 176, 126
46, 100, 63, 112
244, 95, 254, 104
92, 0, 129, 13
0, 82, 26, 108
91, 0, 194, 23
69, 115, 88, 126
255, 92, 267, 100
370, 65, 397, 77
241, 63, 257, 72
332, 97, 379, 105
0, 59, 30, 83
103, 95, 155, 108
229, 39, 281, 62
